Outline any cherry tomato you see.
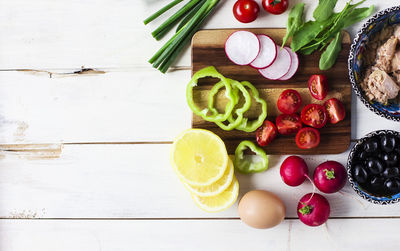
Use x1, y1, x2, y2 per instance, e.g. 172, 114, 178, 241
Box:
277, 89, 302, 114
324, 98, 346, 124
262, 0, 289, 15
300, 104, 327, 129
295, 127, 320, 149
233, 0, 260, 23
308, 75, 329, 100
256, 120, 278, 146
276, 114, 302, 135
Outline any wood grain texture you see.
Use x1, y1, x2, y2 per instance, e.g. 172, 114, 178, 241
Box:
191, 28, 351, 154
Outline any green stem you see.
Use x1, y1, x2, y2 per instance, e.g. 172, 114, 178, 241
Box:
324, 169, 335, 179
152, 0, 203, 39
176, 0, 206, 32
143, 0, 184, 25
298, 205, 313, 215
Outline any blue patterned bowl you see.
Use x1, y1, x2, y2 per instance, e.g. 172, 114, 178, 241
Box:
347, 130, 400, 205
348, 6, 400, 122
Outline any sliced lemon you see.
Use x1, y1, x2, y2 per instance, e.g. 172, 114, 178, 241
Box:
184, 158, 234, 197
171, 129, 228, 186
191, 177, 239, 213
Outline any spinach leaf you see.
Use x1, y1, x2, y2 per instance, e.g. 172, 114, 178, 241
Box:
282, 3, 305, 48
313, 0, 338, 22
343, 6, 375, 28
319, 32, 342, 70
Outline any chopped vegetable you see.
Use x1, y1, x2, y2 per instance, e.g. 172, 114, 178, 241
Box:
186, 66, 236, 122
234, 140, 269, 174
225, 31, 261, 66
258, 46, 292, 80
256, 120, 278, 147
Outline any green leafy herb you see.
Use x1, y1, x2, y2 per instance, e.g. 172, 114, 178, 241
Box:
343, 6, 375, 28
319, 32, 342, 70
282, 3, 305, 48
313, 0, 338, 22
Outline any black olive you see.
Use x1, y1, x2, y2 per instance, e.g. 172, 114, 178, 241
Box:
366, 158, 384, 175
364, 138, 379, 153
353, 163, 369, 184
357, 150, 370, 161
382, 152, 399, 167
370, 176, 385, 189
376, 151, 385, 160
382, 167, 400, 178
384, 177, 400, 194
380, 135, 397, 153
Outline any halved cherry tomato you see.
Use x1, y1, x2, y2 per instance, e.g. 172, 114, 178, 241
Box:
308, 75, 328, 100
300, 104, 327, 129
256, 120, 278, 146
295, 127, 320, 149
276, 114, 302, 135
324, 98, 346, 124
262, 0, 289, 15
277, 89, 302, 114
233, 0, 260, 23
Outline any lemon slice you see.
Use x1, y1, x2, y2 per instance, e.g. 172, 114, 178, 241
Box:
171, 129, 228, 186
184, 158, 234, 197
191, 177, 239, 213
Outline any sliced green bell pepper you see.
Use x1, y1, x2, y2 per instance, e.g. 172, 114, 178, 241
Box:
209, 79, 251, 131
186, 66, 236, 122
234, 140, 269, 174
229, 81, 267, 132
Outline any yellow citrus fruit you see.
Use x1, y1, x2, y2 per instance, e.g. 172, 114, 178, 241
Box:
171, 129, 228, 186
184, 158, 234, 197
191, 177, 239, 212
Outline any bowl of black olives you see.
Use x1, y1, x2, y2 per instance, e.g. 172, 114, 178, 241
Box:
347, 130, 400, 205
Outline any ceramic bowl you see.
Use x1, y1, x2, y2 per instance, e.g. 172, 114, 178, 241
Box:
348, 6, 400, 122
347, 130, 400, 205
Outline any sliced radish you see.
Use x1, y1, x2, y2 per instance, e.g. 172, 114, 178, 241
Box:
258, 45, 292, 80
279, 47, 299, 81
250, 35, 277, 69
225, 31, 260, 66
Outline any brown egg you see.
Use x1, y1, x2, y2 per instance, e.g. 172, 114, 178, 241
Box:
238, 190, 286, 229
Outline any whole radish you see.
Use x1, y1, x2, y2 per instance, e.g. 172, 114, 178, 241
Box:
280, 156, 309, 186
313, 161, 347, 193
297, 193, 330, 227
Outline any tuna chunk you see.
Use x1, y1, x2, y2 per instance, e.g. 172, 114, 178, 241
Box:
394, 25, 400, 40
376, 36, 398, 72
366, 68, 400, 103
392, 50, 400, 72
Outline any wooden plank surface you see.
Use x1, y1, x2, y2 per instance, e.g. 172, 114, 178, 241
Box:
191, 28, 351, 154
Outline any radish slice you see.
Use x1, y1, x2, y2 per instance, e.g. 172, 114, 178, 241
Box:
225, 31, 260, 66
258, 45, 292, 80
279, 47, 299, 81
250, 35, 277, 69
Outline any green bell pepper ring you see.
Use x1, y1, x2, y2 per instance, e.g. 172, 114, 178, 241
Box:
186, 66, 236, 122
228, 81, 267, 132
234, 140, 269, 174
210, 79, 251, 131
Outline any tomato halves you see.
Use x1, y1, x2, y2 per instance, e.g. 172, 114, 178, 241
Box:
256, 120, 278, 146
276, 114, 302, 135
233, 0, 260, 23
277, 89, 302, 114
324, 98, 346, 124
295, 127, 320, 149
300, 104, 327, 129
308, 75, 328, 100
262, 0, 289, 15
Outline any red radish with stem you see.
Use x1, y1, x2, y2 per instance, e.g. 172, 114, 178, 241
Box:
225, 31, 260, 65
280, 156, 311, 187
297, 193, 330, 227
313, 161, 347, 194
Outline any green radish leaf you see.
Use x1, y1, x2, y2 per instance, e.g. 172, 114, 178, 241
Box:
319, 32, 342, 70
313, 0, 338, 22
282, 3, 305, 48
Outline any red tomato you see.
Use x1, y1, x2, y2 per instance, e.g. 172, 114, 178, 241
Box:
295, 127, 320, 149
300, 104, 327, 129
276, 114, 302, 135
308, 75, 329, 100
277, 89, 302, 114
324, 98, 346, 124
233, 0, 260, 23
256, 120, 278, 146
262, 0, 289, 15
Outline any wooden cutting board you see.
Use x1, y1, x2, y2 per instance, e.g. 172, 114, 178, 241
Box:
191, 28, 351, 155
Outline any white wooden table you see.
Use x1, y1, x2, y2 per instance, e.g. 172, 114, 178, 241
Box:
0, 0, 400, 250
